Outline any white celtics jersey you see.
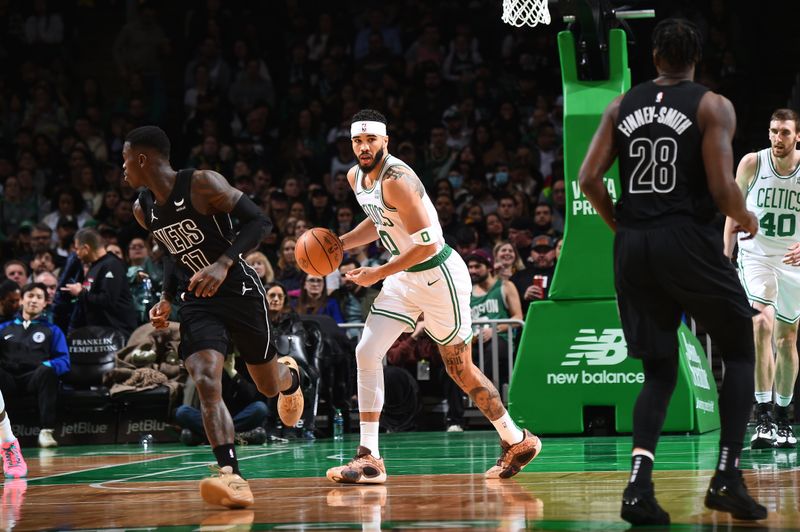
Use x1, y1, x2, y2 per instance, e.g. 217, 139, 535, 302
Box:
354, 154, 444, 259
739, 148, 800, 257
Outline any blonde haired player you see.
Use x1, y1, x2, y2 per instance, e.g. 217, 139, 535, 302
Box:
326, 109, 540, 484
724, 108, 800, 449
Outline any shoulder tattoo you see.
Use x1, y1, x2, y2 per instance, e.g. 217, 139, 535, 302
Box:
384, 166, 424, 198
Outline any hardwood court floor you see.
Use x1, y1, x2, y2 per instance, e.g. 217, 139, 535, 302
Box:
2, 430, 798, 530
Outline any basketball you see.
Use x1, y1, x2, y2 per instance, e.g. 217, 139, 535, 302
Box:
295, 228, 344, 276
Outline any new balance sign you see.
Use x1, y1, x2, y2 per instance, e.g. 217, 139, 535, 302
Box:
680, 331, 711, 390
546, 327, 644, 385
561, 328, 627, 366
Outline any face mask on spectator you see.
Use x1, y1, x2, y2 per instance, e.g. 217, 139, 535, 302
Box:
494, 171, 509, 186
448, 174, 464, 189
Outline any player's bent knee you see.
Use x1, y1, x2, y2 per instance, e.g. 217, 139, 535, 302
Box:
753, 312, 773, 335
193, 373, 222, 398
355, 340, 383, 371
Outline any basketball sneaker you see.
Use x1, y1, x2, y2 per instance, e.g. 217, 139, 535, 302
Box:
485, 429, 542, 479
199, 466, 254, 509
326, 446, 387, 484
620, 483, 670, 526
180, 428, 204, 446
38, 428, 57, 448
704, 469, 767, 520
1, 439, 27, 479
775, 420, 797, 449
750, 411, 776, 450
277, 356, 304, 427
235, 427, 267, 446
775, 406, 797, 449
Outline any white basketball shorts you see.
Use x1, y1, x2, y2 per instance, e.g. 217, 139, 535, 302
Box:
369, 246, 473, 345
738, 251, 800, 323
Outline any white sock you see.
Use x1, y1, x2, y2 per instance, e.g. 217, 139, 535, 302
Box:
360, 421, 380, 458
776, 394, 793, 407
491, 412, 525, 444
754, 391, 772, 403
0, 414, 16, 443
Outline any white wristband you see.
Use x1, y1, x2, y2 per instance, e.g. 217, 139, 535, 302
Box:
410, 227, 439, 245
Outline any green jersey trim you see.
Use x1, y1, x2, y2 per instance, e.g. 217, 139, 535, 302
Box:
766, 148, 800, 179
746, 152, 760, 194
406, 245, 453, 272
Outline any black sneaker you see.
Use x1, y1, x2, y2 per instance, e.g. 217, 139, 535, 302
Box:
704, 470, 767, 520
620, 483, 670, 526
235, 427, 267, 445
180, 429, 203, 446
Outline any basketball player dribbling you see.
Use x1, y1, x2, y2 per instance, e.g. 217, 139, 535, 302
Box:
724, 109, 800, 450
580, 19, 766, 525
126, 126, 304, 509
326, 109, 541, 484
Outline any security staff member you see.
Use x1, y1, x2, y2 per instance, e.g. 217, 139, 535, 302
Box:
61, 228, 137, 338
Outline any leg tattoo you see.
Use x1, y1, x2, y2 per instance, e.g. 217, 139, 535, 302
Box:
440, 341, 506, 421
468, 373, 506, 421
441, 341, 470, 387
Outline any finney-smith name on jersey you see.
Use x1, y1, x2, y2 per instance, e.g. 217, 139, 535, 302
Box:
617, 105, 693, 138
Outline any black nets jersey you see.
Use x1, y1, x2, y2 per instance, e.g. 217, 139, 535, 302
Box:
614, 80, 715, 228
138, 168, 258, 298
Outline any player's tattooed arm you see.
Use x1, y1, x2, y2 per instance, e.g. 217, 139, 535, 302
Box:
192, 170, 243, 215
383, 165, 425, 199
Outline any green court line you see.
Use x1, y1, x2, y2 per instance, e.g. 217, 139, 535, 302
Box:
88, 449, 290, 488
25, 429, 796, 487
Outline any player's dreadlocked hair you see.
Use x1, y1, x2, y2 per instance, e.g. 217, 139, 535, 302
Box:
351, 109, 387, 125
652, 18, 702, 69
125, 125, 171, 159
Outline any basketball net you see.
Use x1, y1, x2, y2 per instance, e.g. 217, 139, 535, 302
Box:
502, 0, 551, 27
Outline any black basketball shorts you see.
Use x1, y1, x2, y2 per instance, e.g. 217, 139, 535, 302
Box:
614, 221, 756, 361
177, 282, 276, 364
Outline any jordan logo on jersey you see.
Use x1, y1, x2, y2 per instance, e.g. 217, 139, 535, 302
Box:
152, 219, 205, 255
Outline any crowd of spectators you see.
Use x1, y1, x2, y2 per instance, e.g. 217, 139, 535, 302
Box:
0, 0, 753, 439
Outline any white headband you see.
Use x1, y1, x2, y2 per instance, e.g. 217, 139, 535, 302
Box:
351, 121, 387, 137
